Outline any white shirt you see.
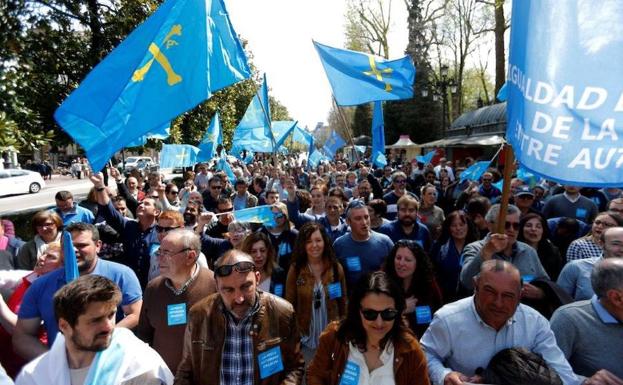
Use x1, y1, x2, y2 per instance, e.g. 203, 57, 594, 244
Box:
344, 342, 396, 385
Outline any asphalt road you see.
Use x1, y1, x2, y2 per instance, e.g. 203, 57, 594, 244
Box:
0, 169, 178, 215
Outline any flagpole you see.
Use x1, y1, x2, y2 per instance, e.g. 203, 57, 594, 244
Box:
495, 143, 515, 234
331, 96, 360, 163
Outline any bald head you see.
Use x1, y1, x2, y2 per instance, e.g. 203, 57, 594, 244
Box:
215, 249, 254, 269
477, 260, 522, 290
603, 226, 623, 259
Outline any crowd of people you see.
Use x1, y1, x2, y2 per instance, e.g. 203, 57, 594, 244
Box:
0, 151, 622, 385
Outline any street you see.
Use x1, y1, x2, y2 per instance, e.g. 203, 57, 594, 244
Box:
0, 169, 178, 215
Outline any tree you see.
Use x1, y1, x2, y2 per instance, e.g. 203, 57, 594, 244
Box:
476, 0, 508, 98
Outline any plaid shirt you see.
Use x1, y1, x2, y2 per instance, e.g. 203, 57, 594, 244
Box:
566, 237, 603, 262
220, 299, 260, 385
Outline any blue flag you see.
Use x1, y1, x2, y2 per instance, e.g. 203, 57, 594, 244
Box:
313, 41, 416, 106
322, 130, 346, 159
217, 157, 236, 181
243, 151, 254, 164
62, 231, 79, 282
197, 112, 222, 161
292, 125, 314, 147
126, 122, 170, 147
371, 101, 387, 168
516, 165, 539, 188
506, 0, 623, 187
54, 0, 251, 172
415, 149, 436, 165
460, 161, 491, 182
354, 145, 366, 153
308, 148, 324, 168
272, 121, 297, 149
234, 73, 273, 146
160, 144, 199, 168
233, 205, 277, 227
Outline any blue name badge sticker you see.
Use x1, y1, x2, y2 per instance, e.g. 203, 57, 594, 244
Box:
167, 303, 187, 326
346, 256, 362, 272
522, 274, 535, 284
273, 284, 284, 297
328, 282, 342, 300
415, 305, 432, 324
257, 346, 284, 379
576, 208, 588, 220
339, 361, 360, 385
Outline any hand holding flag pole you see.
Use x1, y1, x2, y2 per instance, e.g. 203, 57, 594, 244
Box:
495, 144, 515, 235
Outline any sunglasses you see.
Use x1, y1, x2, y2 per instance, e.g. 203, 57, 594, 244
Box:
219, 207, 233, 213
314, 289, 321, 309
214, 261, 256, 277
156, 225, 180, 233
274, 212, 285, 219
505, 221, 520, 231
360, 308, 399, 321
211, 186, 223, 190
394, 179, 406, 184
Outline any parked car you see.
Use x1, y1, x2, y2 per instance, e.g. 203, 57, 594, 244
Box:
0, 169, 46, 196
123, 156, 158, 176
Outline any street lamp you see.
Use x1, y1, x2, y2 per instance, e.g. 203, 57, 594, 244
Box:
422, 64, 457, 138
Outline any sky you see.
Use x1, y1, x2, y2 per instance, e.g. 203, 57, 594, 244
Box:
226, 0, 409, 131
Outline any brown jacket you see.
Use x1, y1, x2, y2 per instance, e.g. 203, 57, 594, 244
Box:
174, 291, 304, 385
285, 262, 347, 334
306, 321, 431, 385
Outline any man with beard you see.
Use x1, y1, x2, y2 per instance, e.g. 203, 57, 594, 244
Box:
203, 197, 234, 239
16, 275, 171, 385
175, 250, 304, 385
182, 202, 200, 230
382, 171, 418, 221
377, 195, 432, 252
14, 223, 142, 361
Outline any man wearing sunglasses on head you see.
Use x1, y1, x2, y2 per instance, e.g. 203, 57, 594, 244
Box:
176, 250, 304, 385
459, 204, 549, 301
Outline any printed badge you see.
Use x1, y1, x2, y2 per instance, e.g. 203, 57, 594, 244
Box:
257, 346, 284, 379
167, 303, 187, 326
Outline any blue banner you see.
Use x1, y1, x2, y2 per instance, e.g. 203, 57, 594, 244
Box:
322, 130, 346, 159
460, 161, 491, 182
233, 205, 277, 227
197, 112, 222, 162
54, 0, 251, 172
235, 73, 273, 146
62, 231, 79, 282
217, 157, 236, 181
506, 0, 623, 187
371, 101, 387, 168
313, 41, 416, 106
415, 149, 436, 165
160, 144, 199, 168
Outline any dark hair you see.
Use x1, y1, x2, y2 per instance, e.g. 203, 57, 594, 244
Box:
384, 240, 436, 299
66, 222, 100, 242
296, 190, 312, 212
336, 271, 406, 350
465, 196, 491, 217
292, 223, 337, 270
368, 199, 387, 217
517, 213, 551, 246
328, 187, 348, 205
241, 232, 277, 277
55, 190, 73, 201
208, 175, 222, 186
438, 210, 479, 245
217, 196, 232, 207
31, 210, 63, 233
54, 275, 121, 327
112, 195, 126, 204
253, 176, 267, 190
165, 183, 178, 194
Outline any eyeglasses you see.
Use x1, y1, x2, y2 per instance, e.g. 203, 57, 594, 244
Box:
394, 179, 406, 184
505, 221, 520, 231
360, 308, 399, 321
156, 247, 190, 258
517, 195, 534, 200
215, 261, 256, 277
219, 207, 233, 213
395, 239, 424, 250
482, 179, 492, 182
274, 212, 285, 219
156, 225, 180, 233
36, 222, 56, 229
211, 186, 223, 190
314, 289, 321, 309
168, 190, 179, 194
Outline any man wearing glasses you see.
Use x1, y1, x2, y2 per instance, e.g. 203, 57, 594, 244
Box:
138, 229, 216, 373
175, 250, 304, 385
459, 204, 549, 300
382, 171, 418, 221
478, 172, 502, 203
202, 176, 224, 213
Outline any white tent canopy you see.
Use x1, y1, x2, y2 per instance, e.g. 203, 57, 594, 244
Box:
386, 135, 419, 149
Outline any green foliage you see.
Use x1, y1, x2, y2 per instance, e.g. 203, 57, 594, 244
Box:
0, 0, 290, 157
0, 111, 55, 151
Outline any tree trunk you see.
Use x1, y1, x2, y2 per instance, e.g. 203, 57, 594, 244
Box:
86, 0, 105, 66
494, 0, 505, 97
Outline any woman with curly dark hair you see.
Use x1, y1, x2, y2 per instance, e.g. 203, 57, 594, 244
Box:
285, 222, 347, 361
384, 240, 443, 338
307, 271, 430, 385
